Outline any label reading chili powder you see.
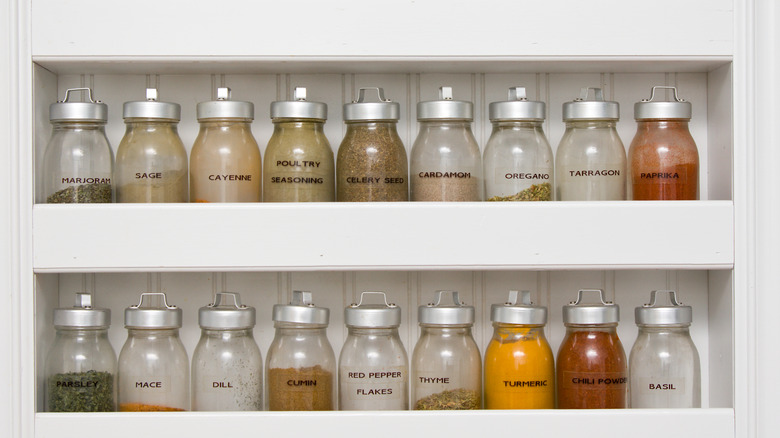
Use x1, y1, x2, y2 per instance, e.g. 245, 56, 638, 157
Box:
562, 371, 627, 389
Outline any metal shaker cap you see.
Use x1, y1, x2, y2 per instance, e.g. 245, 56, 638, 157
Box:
491, 290, 547, 325
271, 87, 328, 120
417, 86, 473, 120
123, 88, 181, 121
562, 87, 620, 121
562, 289, 620, 325
197, 87, 254, 120
272, 290, 330, 325
345, 291, 402, 328
343, 87, 400, 121
53, 293, 111, 328
124, 292, 182, 329
634, 86, 692, 120
635, 290, 693, 326
418, 290, 475, 325
489, 87, 546, 121
199, 292, 256, 330
49, 88, 108, 122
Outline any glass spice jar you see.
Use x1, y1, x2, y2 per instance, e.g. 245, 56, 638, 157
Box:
190, 87, 262, 202
628, 86, 699, 200
266, 290, 336, 411
45, 293, 117, 412
555, 87, 627, 201
337, 87, 408, 202
412, 290, 481, 410
118, 292, 189, 412
410, 86, 482, 201
483, 87, 553, 202
42, 87, 113, 204
192, 292, 262, 411
556, 289, 627, 409
115, 88, 188, 203
484, 291, 554, 409
339, 291, 408, 410
264, 87, 335, 202
630, 290, 701, 408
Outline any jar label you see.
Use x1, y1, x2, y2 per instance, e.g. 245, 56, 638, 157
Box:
631, 164, 697, 200
561, 371, 627, 389
202, 375, 236, 393
494, 377, 552, 393
493, 168, 551, 184
340, 366, 406, 409
636, 376, 686, 393
557, 162, 626, 200
129, 376, 171, 393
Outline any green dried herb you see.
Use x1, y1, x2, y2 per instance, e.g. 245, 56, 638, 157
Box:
47, 370, 114, 412
47, 183, 112, 203
487, 182, 551, 202
414, 388, 480, 410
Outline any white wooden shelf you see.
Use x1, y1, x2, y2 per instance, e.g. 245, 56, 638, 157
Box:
35, 409, 735, 438
32, 201, 733, 272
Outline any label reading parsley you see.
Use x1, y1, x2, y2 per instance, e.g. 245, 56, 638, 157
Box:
47, 370, 114, 412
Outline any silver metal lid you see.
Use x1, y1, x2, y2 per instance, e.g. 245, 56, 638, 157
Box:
53, 293, 111, 328
49, 88, 108, 122
345, 291, 402, 328
199, 292, 256, 330
197, 87, 254, 120
343, 87, 400, 121
417, 86, 473, 120
271, 87, 327, 120
490, 290, 547, 325
634, 86, 692, 120
489, 87, 546, 121
635, 290, 693, 326
562, 87, 620, 121
272, 290, 329, 325
562, 289, 620, 325
124, 292, 182, 329
123, 88, 181, 121
418, 290, 475, 325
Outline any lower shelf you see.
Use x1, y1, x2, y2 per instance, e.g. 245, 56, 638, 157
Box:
36, 408, 735, 438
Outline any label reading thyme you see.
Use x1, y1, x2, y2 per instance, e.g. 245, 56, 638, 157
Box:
47, 370, 114, 412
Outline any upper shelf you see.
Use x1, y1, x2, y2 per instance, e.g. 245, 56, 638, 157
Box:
32, 201, 733, 272
31, 1, 733, 60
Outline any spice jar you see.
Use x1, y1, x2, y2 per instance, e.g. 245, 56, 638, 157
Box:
337, 87, 408, 201
42, 88, 113, 203
45, 293, 117, 412
410, 86, 482, 201
556, 289, 627, 409
115, 88, 188, 203
628, 86, 699, 200
339, 291, 408, 410
630, 290, 701, 408
192, 292, 262, 411
264, 87, 335, 202
412, 290, 481, 410
484, 291, 554, 409
118, 292, 188, 411
190, 87, 261, 202
483, 87, 553, 201
266, 290, 336, 410
555, 87, 626, 201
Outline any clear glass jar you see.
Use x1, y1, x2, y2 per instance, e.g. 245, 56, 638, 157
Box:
118, 292, 188, 411
339, 291, 408, 410
42, 88, 113, 203
412, 291, 481, 410
411, 87, 482, 201
628, 86, 700, 200
484, 291, 554, 409
44, 293, 117, 412
337, 87, 408, 202
115, 89, 188, 203
264, 87, 335, 202
556, 289, 627, 409
266, 291, 336, 410
630, 290, 701, 408
192, 292, 262, 411
483, 87, 553, 201
556, 87, 626, 201
190, 87, 261, 202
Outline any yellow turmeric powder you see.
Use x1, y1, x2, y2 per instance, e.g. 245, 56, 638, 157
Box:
484, 324, 555, 409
